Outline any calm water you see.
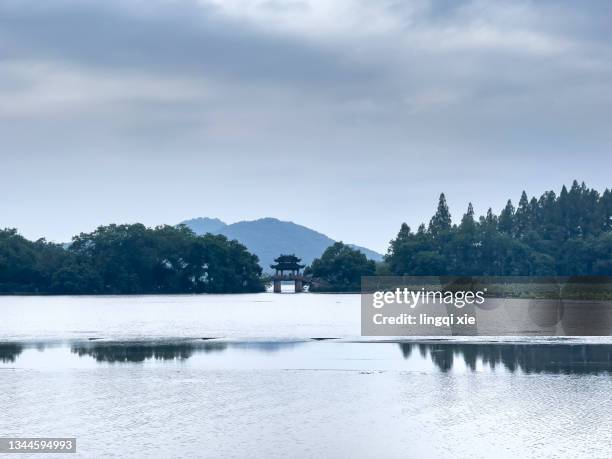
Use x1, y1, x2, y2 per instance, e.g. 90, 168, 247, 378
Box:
0, 293, 358, 342
1, 294, 612, 458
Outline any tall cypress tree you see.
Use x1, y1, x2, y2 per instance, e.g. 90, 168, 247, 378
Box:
515, 191, 530, 238
388, 223, 412, 256
498, 200, 515, 235
538, 191, 557, 240
428, 193, 452, 238
558, 185, 570, 240
481, 208, 497, 233
460, 202, 476, 232
396, 223, 411, 242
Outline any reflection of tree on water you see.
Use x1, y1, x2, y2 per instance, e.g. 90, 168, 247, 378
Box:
71, 342, 227, 363
0, 343, 23, 363
399, 343, 612, 374
70, 341, 302, 363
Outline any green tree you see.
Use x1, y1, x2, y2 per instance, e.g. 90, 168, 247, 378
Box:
428, 193, 452, 238
310, 242, 376, 292
514, 191, 530, 239
0, 224, 264, 294
384, 182, 612, 277
0, 229, 74, 293
498, 200, 515, 235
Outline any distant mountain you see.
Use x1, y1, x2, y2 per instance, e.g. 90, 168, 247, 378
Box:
181, 217, 383, 271
181, 217, 227, 235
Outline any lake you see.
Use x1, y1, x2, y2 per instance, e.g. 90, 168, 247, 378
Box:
1, 294, 612, 458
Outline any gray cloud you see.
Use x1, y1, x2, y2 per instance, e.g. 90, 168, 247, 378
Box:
0, 0, 374, 89
0, 0, 611, 251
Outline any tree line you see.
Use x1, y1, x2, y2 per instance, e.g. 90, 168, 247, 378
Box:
385, 180, 612, 276
1, 181, 610, 294
306, 181, 611, 291
0, 224, 264, 294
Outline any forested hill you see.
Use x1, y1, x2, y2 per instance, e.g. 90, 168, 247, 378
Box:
181, 217, 383, 271
386, 181, 612, 276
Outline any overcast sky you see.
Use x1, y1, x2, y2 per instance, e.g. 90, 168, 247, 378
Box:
1, 0, 611, 252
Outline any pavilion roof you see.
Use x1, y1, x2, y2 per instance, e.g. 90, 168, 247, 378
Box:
273, 254, 302, 263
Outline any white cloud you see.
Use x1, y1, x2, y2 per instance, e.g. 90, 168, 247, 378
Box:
202, 0, 573, 56
0, 61, 211, 118
203, 0, 410, 39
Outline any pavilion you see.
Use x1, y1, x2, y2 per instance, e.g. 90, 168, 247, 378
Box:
270, 254, 306, 293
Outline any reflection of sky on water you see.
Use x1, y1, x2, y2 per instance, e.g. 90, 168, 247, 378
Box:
3, 294, 612, 342
4, 342, 612, 457
3, 341, 612, 375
